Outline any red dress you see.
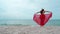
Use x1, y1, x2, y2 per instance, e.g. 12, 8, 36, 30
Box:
33, 12, 52, 26
40, 14, 45, 26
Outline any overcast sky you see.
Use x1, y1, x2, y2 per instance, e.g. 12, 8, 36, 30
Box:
0, 0, 60, 19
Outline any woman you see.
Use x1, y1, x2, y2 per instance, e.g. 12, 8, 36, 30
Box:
39, 9, 45, 26
33, 9, 52, 26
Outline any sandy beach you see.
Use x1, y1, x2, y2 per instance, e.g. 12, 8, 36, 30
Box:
0, 25, 60, 34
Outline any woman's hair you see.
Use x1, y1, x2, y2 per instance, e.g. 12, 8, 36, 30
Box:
40, 9, 44, 14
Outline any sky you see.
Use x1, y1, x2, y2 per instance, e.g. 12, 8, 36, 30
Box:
0, 0, 60, 20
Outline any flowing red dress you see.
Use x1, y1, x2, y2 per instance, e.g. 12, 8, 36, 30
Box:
33, 12, 52, 26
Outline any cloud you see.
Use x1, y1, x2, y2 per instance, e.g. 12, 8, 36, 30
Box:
0, 0, 38, 19
0, 0, 60, 19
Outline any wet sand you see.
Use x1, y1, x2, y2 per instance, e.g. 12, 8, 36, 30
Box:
0, 25, 60, 34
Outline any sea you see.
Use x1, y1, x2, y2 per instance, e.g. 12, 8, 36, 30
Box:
0, 19, 60, 26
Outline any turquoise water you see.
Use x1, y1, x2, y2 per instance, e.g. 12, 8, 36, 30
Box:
0, 19, 60, 26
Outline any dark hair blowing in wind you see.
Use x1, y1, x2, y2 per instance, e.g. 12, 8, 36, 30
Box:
40, 9, 44, 14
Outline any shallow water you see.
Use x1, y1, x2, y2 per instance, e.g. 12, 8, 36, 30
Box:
0, 19, 60, 26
